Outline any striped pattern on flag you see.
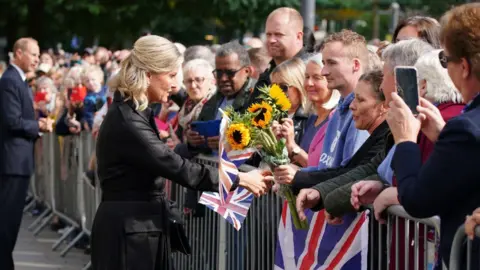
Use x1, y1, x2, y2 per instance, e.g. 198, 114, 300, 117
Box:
198, 116, 255, 230
275, 202, 369, 270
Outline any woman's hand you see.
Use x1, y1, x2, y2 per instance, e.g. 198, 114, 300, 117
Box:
159, 130, 170, 139
271, 120, 282, 139
386, 93, 421, 144
280, 118, 296, 150
372, 187, 398, 224
273, 164, 298, 185
416, 97, 446, 143
186, 128, 205, 146
465, 207, 480, 240
350, 180, 385, 210
296, 188, 321, 221
68, 118, 82, 134
238, 170, 273, 197
207, 136, 219, 150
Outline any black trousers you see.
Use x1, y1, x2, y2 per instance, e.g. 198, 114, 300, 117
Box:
0, 175, 30, 270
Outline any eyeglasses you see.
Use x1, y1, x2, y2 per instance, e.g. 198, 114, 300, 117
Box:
439, 50, 456, 69
184, 77, 205, 86
276, 83, 290, 95
212, 68, 243, 79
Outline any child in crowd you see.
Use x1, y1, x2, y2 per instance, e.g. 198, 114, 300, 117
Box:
82, 65, 107, 131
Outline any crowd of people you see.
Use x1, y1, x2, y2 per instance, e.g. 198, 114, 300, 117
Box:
1, 2, 479, 270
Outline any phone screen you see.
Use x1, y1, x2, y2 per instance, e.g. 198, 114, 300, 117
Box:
395, 66, 419, 114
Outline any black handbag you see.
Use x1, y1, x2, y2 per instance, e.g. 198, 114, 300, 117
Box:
167, 200, 191, 254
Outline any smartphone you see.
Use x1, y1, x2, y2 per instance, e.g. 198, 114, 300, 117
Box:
394, 66, 420, 114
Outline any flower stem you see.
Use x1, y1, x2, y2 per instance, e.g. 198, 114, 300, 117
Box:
283, 186, 309, 230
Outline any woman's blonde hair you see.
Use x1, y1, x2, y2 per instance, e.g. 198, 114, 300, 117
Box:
270, 57, 308, 111
109, 35, 182, 111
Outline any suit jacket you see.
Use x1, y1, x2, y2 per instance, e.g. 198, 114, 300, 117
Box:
0, 65, 39, 176
393, 94, 480, 266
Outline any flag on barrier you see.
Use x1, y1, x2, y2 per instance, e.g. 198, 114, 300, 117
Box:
275, 205, 369, 270
198, 115, 256, 231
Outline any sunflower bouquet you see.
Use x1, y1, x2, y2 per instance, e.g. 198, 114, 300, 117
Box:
223, 84, 308, 230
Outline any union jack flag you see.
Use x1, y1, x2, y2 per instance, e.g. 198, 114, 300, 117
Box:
198, 116, 256, 231
275, 202, 369, 270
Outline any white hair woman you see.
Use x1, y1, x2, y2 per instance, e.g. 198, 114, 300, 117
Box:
177, 59, 216, 141
415, 49, 463, 105
34, 76, 62, 118
92, 35, 270, 270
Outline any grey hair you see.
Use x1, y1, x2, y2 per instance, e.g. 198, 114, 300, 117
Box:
182, 59, 214, 79
306, 53, 323, 68
36, 76, 58, 93
183, 45, 215, 67
216, 41, 251, 67
415, 49, 463, 104
382, 39, 434, 71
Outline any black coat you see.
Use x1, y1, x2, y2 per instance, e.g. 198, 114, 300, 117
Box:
0, 65, 39, 176
92, 91, 219, 270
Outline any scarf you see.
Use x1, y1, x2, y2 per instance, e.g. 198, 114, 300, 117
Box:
178, 87, 216, 141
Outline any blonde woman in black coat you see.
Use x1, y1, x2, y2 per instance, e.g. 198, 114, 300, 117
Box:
92, 35, 270, 270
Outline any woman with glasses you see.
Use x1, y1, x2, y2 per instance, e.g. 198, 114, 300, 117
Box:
383, 4, 480, 266
176, 59, 216, 143
347, 43, 464, 270
269, 57, 311, 152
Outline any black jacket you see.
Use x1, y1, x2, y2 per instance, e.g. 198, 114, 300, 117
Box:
0, 65, 39, 176
291, 121, 390, 211
92, 91, 219, 269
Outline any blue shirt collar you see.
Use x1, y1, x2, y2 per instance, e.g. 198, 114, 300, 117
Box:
337, 92, 355, 114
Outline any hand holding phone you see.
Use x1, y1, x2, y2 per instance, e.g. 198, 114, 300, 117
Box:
394, 66, 420, 114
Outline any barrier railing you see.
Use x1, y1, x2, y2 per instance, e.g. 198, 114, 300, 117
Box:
449, 224, 480, 270
26, 132, 446, 270
386, 205, 444, 270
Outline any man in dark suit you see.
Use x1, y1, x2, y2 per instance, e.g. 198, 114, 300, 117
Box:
0, 37, 53, 270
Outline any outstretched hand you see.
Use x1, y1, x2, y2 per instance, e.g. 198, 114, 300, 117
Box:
296, 188, 321, 221
350, 180, 385, 210
238, 170, 273, 197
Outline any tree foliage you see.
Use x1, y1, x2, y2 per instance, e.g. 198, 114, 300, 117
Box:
0, 0, 467, 51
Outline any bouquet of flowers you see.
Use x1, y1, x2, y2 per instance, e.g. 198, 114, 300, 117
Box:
223, 84, 308, 230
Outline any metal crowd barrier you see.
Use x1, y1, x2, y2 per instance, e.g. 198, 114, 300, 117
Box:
450, 224, 480, 270
385, 205, 444, 270
26, 134, 447, 270
26, 133, 96, 270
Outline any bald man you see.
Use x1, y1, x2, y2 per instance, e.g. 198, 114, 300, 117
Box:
252, 7, 306, 98
0, 37, 53, 269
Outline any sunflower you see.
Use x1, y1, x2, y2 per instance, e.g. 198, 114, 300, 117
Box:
248, 102, 273, 128
269, 84, 291, 111
226, 123, 251, 150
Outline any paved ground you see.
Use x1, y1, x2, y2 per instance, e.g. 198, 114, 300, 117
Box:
14, 214, 90, 270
